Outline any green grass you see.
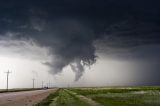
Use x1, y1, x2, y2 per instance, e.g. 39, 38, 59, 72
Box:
37, 89, 89, 106
36, 89, 59, 106
36, 87, 160, 106
55, 89, 89, 106
69, 86, 160, 106
91, 94, 148, 106
69, 86, 160, 95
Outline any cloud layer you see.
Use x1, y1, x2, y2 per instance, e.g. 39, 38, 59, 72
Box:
0, 0, 160, 81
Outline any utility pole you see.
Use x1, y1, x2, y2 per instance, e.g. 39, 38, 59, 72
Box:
4, 70, 12, 91
42, 81, 44, 88
49, 80, 50, 88
32, 78, 35, 89
47, 83, 49, 88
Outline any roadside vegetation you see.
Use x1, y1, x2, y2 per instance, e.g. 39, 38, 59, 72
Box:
36, 89, 59, 106
36, 89, 89, 106
55, 89, 89, 106
69, 86, 160, 106
36, 86, 160, 106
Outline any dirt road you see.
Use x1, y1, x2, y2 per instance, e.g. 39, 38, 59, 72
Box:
0, 89, 57, 106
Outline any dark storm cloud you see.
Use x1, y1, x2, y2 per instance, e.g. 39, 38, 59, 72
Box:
0, 0, 160, 82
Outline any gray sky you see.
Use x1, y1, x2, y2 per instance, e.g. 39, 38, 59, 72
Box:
0, 39, 135, 88
0, 0, 160, 88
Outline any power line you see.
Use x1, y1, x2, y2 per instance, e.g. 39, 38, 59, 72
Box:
4, 70, 12, 91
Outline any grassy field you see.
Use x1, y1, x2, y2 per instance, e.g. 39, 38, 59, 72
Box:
69, 86, 160, 106
36, 86, 160, 106
55, 89, 89, 106
36, 89, 89, 106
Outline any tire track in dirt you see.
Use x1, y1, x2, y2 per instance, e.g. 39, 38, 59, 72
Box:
65, 89, 102, 106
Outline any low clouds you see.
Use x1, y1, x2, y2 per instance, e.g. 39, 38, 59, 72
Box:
0, 36, 49, 61
0, 0, 160, 82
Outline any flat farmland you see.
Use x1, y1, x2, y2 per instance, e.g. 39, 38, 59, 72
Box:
69, 86, 160, 106
37, 86, 160, 106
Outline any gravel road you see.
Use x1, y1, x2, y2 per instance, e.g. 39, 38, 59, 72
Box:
0, 89, 57, 106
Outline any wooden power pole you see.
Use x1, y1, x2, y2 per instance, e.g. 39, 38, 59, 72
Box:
32, 78, 35, 89
4, 70, 12, 91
